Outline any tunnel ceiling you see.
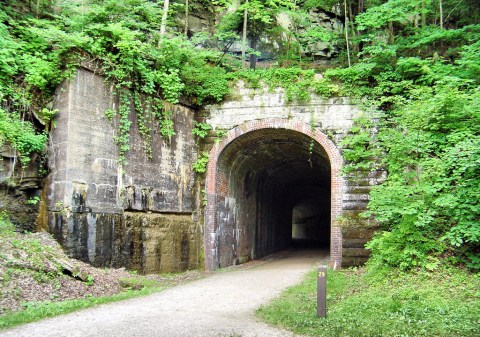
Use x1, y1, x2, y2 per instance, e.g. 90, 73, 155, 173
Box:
218, 128, 331, 197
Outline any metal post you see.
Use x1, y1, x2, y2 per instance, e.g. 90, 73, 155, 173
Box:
317, 265, 327, 318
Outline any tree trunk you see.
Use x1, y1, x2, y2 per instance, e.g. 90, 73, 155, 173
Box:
344, 0, 351, 67
421, 0, 426, 27
159, 0, 170, 43
358, 0, 364, 13
414, 5, 419, 29
249, 36, 257, 70
388, 21, 395, 43
348, 1, 357, 53
184, 0, 189, 36
439, 0, 443, 29
242, 0, 248, 68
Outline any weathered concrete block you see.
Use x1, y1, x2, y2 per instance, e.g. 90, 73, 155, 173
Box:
47, 68, 200, 273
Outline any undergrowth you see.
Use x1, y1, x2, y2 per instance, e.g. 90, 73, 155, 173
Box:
257, 267, 480, 337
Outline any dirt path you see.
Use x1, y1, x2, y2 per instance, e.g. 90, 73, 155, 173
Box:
0, 248, 327, 337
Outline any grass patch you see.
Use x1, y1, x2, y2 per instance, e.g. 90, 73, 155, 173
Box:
257, 267, 480, 337
0, 279, 164, 330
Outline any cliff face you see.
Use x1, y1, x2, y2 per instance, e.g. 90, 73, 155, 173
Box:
184, 5, 343, 62
0, 144, 43, 232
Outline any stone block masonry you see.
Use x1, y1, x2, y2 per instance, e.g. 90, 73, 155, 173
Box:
205, 81, 357, 144
46, 70, 380, 273
203, 82, 379, 270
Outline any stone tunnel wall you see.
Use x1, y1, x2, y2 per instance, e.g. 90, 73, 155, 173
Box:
45, 68, 201, 273
45, 71, 379, 273
203, 81, 380, 269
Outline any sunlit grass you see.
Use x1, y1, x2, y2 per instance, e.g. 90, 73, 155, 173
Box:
257, 267, 480, 337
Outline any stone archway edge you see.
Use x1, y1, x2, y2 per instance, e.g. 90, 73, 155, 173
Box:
204, 118, 344, 270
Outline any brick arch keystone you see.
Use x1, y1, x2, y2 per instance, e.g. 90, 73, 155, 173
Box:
204, 118, 344, 270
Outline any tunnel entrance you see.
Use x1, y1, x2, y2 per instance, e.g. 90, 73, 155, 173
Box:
204, 119, 344, 270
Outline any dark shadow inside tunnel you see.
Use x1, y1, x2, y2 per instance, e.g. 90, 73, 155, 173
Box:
214, 128, 331, 268
291, 196, 331, 249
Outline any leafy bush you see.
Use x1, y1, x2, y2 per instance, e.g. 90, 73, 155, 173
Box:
0, 108, 47, 166
339, 13, 480, 270
231, 67, 336, 101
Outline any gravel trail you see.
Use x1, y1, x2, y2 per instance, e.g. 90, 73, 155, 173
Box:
0, 248, 327, 337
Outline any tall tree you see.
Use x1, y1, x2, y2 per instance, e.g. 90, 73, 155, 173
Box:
344, 0, 351, 67
242, 0, 248, 68
185, 0, 189, 35
160, 0, 170, 40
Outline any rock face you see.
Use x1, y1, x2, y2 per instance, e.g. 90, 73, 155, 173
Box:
185, 6, 343, 62
45, 70, 379, 273
0, 145, 43, 232
300, 7, 343, 60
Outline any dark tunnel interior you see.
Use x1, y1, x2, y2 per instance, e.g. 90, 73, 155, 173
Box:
216, 128, 331, 266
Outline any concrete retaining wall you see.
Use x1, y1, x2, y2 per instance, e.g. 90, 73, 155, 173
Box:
46, 68, 200, 273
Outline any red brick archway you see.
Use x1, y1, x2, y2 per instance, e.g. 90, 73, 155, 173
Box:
204, 118, 344, 270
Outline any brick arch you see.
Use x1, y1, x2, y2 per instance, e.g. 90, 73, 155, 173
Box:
204, 118, 344, 270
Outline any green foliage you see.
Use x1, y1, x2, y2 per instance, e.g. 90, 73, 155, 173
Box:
360, 76, 480, 271
258, 267, 480, 337
457, 39, 480, 82
0, 212, 16, 235
112, 92, 132, 165
231, 67, 337, 101
215, 0, 295, 67
341, 115, 380, 173
335, 0, 480, 270
0, 4, 83, 167
192, 122, 213, 139
159, 112, 176, 140
0, 1, 235, 167
300, 0, 339, 11
0, 108, 47, 166
181, 62, 230, 106
26, 196, 41, 206
192, 151, 209, 174
356, 0, 423, 30
134, 94, 153, 159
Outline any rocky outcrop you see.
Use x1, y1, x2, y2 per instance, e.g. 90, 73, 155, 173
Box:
300, 7, 343, 60
0, 144, 43, 232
